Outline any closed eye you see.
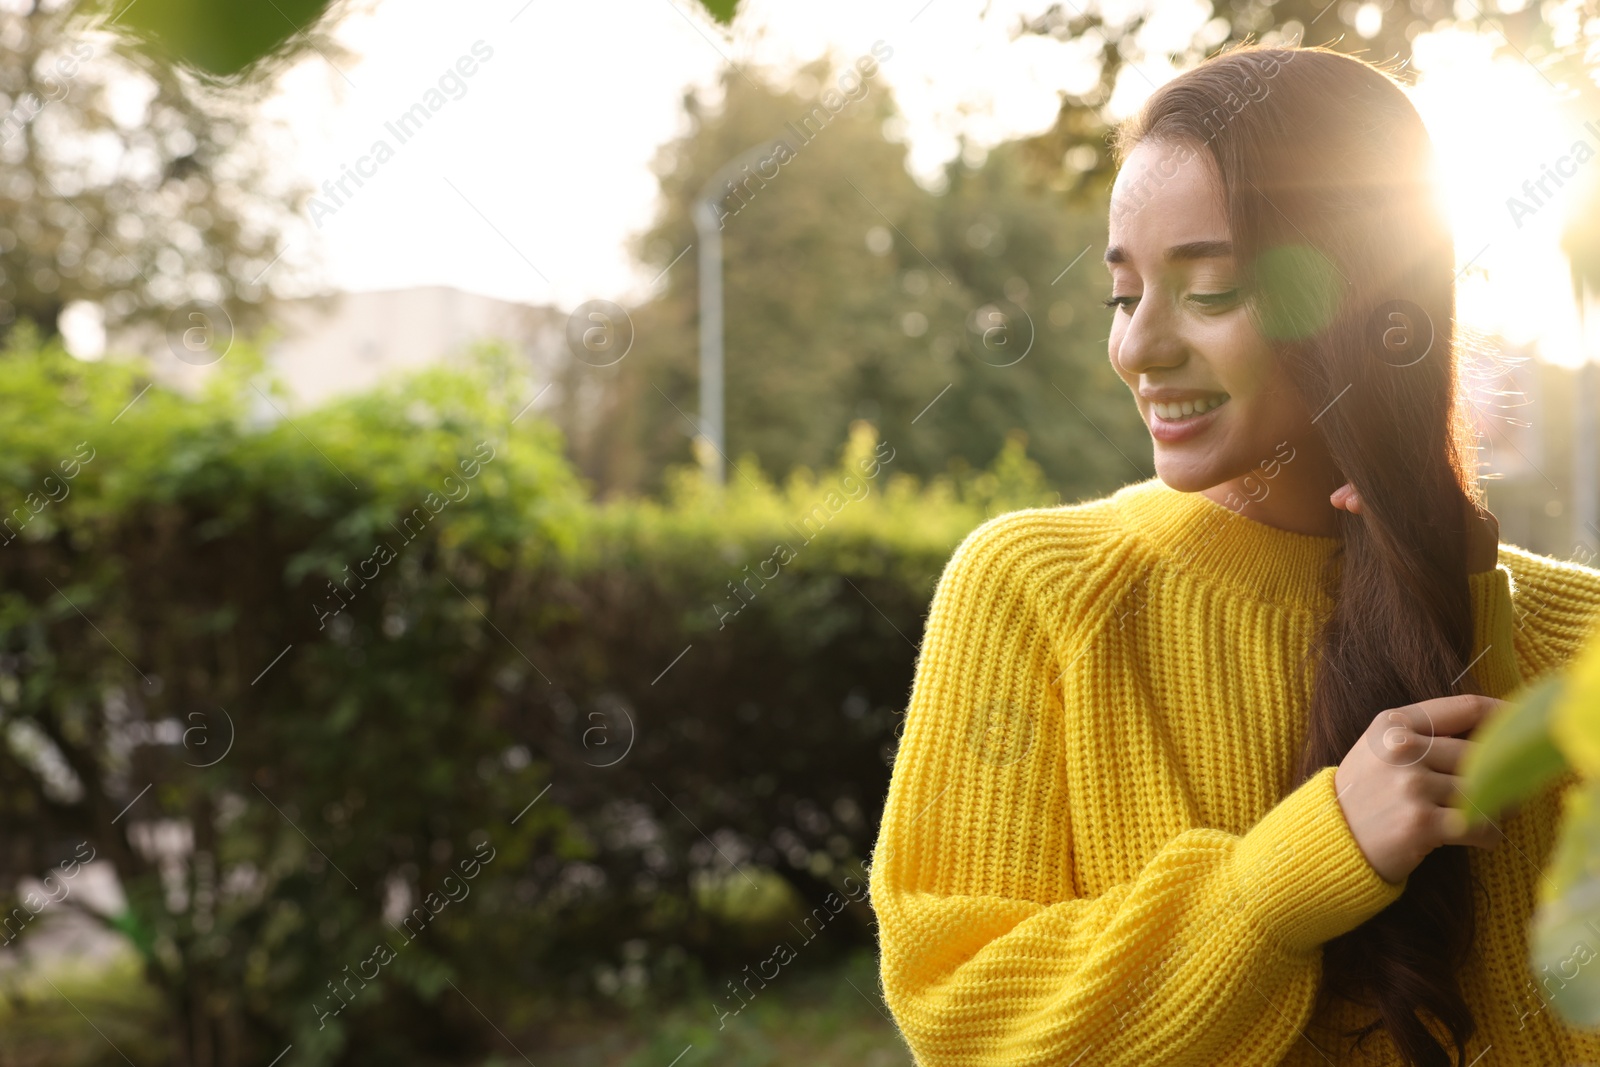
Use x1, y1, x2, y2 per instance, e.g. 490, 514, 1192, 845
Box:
1102, 294, 1138, 312
1189, 289, 1240, 308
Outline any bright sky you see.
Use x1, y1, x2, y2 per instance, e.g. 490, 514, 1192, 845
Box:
258, 0, 1597, 367
1408, 27, 1596, 368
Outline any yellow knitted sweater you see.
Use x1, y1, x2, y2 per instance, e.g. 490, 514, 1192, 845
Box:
869, 477, 1600, 1066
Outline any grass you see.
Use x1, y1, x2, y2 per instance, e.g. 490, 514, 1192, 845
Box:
0, 944, 911, 1067
528, 950, 914, 1067
0, 951, 169, 1066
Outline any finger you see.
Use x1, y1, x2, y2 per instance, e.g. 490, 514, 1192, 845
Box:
1435, 806, 1472, 846
1418, 741, 1533, 824
1330, 484, 1363, 514
1458, 792, 1521, 831
1436, 802, 1507, 849
1417, 735, 1473, 775
1433, 763, 1525, 827
1372, 713, 1435, 766
1469, 817, 1506, 848
1406, 768, 1462, 807
1396, 694, 1504, 738
1457, 813, 1506, 850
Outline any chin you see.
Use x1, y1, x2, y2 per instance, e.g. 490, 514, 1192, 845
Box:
1152, 452, 1225, 494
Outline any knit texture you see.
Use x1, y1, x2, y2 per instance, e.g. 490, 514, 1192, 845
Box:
869, 477, 1600, 1066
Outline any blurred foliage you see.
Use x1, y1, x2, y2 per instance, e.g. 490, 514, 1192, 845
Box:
0, 1, 304, 342
1462, 621, 1600, 1028
1011, 0, 1545, 195
98, 0, 734, 76
574, 58, 1148, 499
98, 0, 341, 80
1012, 0, 1430, 202
0, 337, 1054, 1065
1011, 0, 1600, 293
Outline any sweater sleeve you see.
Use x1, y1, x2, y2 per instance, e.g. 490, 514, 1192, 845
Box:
1467, 562, 1523, 699
1501, 544, 1600, 684
868, 513, 1408, 1067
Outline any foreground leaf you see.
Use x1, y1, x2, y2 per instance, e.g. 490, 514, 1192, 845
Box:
698, 0, 740, 24
1551, 623, 1600, 778
1459, 674, 1570, 826
1529, 777, 1600, 1028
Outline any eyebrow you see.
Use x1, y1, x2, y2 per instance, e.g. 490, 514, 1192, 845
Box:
1104, 239, 1234, 265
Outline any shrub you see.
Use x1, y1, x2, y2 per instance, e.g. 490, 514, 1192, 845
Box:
0, 335, 1072, 1065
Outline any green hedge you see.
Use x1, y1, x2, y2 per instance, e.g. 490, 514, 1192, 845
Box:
0, 334, 1074, 1065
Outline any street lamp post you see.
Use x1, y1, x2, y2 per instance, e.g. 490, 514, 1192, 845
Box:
1575, 273, 1599, 555
692, 139, 792, 487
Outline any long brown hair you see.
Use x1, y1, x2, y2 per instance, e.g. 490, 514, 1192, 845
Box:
1112, 44, 1486, 1066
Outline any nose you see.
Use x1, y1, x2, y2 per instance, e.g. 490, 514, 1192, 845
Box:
1112, 297, 1187, 378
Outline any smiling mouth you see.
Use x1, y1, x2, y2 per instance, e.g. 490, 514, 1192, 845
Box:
1150, 394, 1230, 421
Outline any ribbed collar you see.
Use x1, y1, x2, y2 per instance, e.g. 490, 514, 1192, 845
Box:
1109, 478, 1341, 611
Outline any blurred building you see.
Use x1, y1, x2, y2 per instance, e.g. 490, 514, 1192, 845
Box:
259, 286, 570, 408
113, 285, 572, 412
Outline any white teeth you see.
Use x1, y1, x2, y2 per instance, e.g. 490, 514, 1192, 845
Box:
1152, 396, 1227, 420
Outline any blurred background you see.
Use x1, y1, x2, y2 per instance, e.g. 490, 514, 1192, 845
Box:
0, 0, 1595, 1064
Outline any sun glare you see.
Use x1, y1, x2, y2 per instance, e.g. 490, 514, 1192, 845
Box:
1408, 27, 1593, 366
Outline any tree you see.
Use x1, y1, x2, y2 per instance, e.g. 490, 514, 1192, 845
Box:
103, 0, 737, 77
0, 1, 305, 341
1012, 0, 1454, 201
566, 58, 1150, 501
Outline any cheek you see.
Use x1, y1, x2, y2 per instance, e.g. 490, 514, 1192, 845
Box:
1206, 316, 1276, 398
1212, 335, 1310, 463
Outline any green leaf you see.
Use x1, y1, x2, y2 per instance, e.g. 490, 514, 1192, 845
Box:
1552, 623, 1600, 777
107, 907, 157, 963
1459, 674, 1571, 826
1529, 778, 1600, 1028
101, 0, 333, 78
697, 0, 739, 24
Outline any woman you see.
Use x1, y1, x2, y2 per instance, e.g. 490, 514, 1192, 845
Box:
868, 43, 1600, 1066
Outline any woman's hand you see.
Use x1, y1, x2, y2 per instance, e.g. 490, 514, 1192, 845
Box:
1330, 483, 1500, 573
1334, 694, 1508, 885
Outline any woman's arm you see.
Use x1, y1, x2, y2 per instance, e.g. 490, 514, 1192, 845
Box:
868, 514, 1407, 1067
1500, 544, 1600, 682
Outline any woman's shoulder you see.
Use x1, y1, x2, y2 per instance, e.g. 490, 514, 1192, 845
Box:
936, 482, 1149, 615
1498, 542, 1600, 678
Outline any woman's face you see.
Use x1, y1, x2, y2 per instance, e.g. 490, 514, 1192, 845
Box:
1105, 138, 1327, 502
